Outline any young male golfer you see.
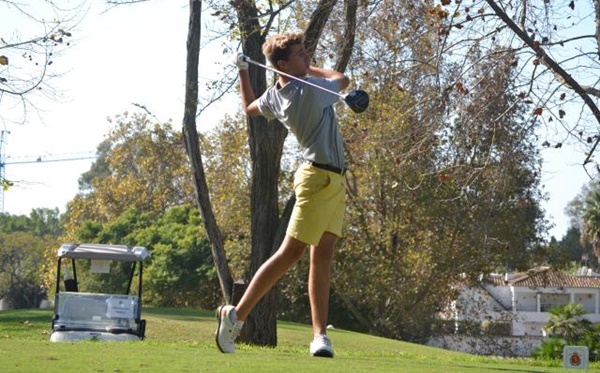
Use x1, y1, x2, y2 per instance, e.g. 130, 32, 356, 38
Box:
215, 31, 349, 358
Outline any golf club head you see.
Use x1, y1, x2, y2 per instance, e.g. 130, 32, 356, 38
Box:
344, 90, 369, 113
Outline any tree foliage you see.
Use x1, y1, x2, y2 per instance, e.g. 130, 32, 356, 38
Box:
534, 303, 600, 361
279, 0, 546, 341
201, 115, 253, 279
69, 205, 220, 308
582, 189, 600, 257
565, 181, 600, 265
0, 209, 63, 303
436, 0, 600, 170
545, 303, 592, 344
137, 205, 219, 309
63, 112, 194, 242
90, 0, 585, 346
59, 110, 264, 308
557, 227, 591, 266
0, 207, 63, 237
190, 0, 549, 343
0, 231, 47, 309
58, 112, 201, 298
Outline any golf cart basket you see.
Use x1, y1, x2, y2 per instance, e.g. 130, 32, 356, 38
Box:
50, 243, 150, 342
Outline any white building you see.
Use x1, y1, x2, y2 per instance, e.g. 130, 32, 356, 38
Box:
428, 266, 600, 356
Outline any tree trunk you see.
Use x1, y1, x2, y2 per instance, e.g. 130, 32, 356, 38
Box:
234, 1, 286, 346
181, 0, 233, 302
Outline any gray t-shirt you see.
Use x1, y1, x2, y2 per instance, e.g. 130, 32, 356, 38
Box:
256, 76, 345, 169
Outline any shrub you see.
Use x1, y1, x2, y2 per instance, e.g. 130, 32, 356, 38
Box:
531, 337, 566, 360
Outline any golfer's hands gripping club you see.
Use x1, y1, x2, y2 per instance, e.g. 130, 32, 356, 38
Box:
234, 52, 249, 70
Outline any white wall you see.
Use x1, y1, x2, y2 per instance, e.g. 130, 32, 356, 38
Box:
515, 292, 537, 312
428, 335, 543, 357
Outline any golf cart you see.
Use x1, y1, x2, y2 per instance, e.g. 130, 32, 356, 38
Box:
50, 243, 150, 342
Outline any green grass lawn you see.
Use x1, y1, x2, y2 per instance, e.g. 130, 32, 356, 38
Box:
0, 307, 593, 372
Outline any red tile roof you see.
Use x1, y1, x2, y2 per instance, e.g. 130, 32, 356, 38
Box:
488, 267, 600, 288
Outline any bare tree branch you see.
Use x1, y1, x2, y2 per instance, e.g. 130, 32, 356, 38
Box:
486, 0, 600, 165
596, 0, 600, 59
0, 1, 82, 125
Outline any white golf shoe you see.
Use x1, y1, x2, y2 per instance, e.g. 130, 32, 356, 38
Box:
215, 305, 243, 353
309, 334, 334, 358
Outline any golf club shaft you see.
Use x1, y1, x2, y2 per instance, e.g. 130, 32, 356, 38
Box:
245, 57, 344, 100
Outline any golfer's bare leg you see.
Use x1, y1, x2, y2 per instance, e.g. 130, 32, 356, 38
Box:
235, 235, 306, 321
309, 231, 337, 336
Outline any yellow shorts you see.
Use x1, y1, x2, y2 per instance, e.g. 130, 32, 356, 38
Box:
286, 163, 346, 246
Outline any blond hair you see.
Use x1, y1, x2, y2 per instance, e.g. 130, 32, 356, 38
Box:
262, 32, 305, 69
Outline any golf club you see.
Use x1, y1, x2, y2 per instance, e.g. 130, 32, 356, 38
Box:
243, 56, 369, 113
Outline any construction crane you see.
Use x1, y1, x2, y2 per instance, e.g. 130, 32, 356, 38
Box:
0, 130, 97, 212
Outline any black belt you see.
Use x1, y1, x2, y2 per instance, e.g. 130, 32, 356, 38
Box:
305, 161, 347, 176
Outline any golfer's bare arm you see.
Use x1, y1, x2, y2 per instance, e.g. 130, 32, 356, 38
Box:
239, 70, 262, 116
308, 66, 350, 91
239, 66, 350, 116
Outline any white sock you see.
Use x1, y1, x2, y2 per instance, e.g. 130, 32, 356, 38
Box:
228, 308, 244, 327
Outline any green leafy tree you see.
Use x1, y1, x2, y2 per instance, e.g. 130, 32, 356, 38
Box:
62, 110, 259, 308
71, 205, 218, 308
557, 227, 589, 266
28, 208, 64, 237
63, 112, 194, 241
201, 116, 253, 279
529, 237, 573, 270
578, 323, 600, 361
71, 209, 153, 294
58, 113, 196, 295
441, 45, 545, 271
0, 214, 30, 233
135, 205, 219, 308
97, 0, 557, 346
0, 208, 62, 237
312, 1, 545, 341
582, 190, 600, 259
0, 209, 63, 298
564, 182, 600, 269
0, 232, 46, 308
78, 140, 112, 193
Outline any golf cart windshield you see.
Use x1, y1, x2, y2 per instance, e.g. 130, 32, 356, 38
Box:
50, 243, 149, 342
54, 292, 139, 333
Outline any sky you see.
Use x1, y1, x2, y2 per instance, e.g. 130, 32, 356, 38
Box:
1, 0, 233, 215
0, 0, 593, 240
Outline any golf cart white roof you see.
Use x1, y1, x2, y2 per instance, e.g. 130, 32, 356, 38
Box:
57, 243, 149, 261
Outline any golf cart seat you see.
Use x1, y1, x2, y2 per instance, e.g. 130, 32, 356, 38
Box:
50, 243, 149, 342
